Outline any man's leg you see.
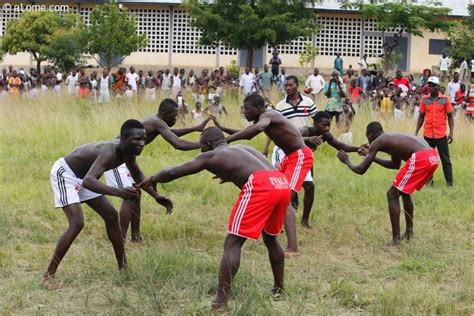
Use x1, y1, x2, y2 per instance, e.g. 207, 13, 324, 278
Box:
401, 193, 414, 240
424, 137, 437, 185
301, 181, 315, 228
118, 198, 142, 242
436, 137, 453, 186
284, 191, 299, 254
212, 234, 247, 308
44, 204, 84, 279
86, 196, 126, 271
262, 232, 284, 294
387, 186, 402, 245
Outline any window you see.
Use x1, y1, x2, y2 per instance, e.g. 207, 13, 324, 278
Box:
429, 39, 448, 55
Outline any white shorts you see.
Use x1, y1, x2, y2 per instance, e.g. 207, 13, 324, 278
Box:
50, 158, 102, 208
104, 163, 134, 189
144, 88, 156, 101
272, 147, 312, 182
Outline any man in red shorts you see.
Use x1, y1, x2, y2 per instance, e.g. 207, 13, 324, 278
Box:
337, 122, 439, 245
213, 93, 314, 255
139, 127, 291, 309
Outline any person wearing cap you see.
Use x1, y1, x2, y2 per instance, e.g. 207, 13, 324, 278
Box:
415, 76, 454, 186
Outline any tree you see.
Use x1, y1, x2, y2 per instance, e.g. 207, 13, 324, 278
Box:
299, 43, 319, 74
184, 0, 317, 69
43, 23, 86, 73
341, 0, 453, 73
85, 1, 147, 71
446, 4, 474, 67
2, 11, 81, 73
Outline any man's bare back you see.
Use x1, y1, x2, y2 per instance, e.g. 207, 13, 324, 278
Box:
370, 133, 431, 161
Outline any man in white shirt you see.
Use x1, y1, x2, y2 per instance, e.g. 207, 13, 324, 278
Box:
98, 70, 110, 103
357, 54, 369, 70
65, 70, 78, 96
126, 66, 139, 91
447, 72, 460, 104
239, 67, 256, 96
305, 67, 325, 106
439, 53, 449, 82
54, 67, 62, 94
459, 58, 469, 84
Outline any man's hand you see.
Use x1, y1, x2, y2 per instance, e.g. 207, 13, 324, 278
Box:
118, 186, 140, 200
210, 115, 222, 130
448, 133, 453, 144
308, 135, 324, 147
196, 117, 211, 131
357, 144, 369, 156
156, 196, 173, 214
138, 176, 155, 190
337, 150, 349, 164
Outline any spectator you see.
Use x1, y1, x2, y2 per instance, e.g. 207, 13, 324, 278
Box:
357, 53, 369, 70
98, 70, 110, 103
305, 67, 325, 106
7, 70, 22, 96
334, 53, 344, 76
259, 64, 273, 94
459, 58, 469, 84
161, 69, 172, 95
439, 53, 449, 82
239, 67, 256, 96
125, 66, 139, 92
144, 70, 157, 101
358, 68, 372, 96
269, 51, 282, 81
324, 70, 347, 123
415, 76, 454, 186
392, 70, 410, 93
447, 72, 460, 104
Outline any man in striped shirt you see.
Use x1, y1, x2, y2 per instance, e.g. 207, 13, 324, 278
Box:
266, 75, 317, 229
337, 122, 439, 246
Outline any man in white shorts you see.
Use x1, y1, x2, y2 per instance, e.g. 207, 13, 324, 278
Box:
104, 99, 210, 242
45, 120, 172, 283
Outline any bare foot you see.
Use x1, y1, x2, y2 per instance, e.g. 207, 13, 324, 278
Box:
211, 299, 228, 311
131, 235, 143, 243
284, 250, 300, 257
402, 231, 413, 241
42, 274, 63, 289
386, 237, 401, 246
301, 221, 313, 229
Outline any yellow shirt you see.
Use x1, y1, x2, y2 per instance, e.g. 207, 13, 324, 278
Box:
380, 97, 393, 114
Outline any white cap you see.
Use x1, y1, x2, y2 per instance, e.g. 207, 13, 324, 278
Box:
427, 76, 440, 85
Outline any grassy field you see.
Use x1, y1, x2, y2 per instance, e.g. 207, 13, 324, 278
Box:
0, 90, 472, 315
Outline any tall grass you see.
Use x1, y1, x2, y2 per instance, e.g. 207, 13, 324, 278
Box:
0, 90, 472, 314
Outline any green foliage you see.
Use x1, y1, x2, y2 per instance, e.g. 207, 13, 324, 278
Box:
42, 19, 87, 72
299, 43, 319, 71
446, 4, 474, 65
226, 60, 240, 80
184, 0, 317, 67
1, 11, 80, 73
86, 0, 148, 70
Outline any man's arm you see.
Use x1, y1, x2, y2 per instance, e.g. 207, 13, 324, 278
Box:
325, 133, 359, 152
82, 151, 139, 200
415, 112, 425, 135
373, 156, 401, 169
126, 159, 173, 213
154, 121, 201, 151
337, 140, 382, 175
447, 112, 454, 143
139, 154, 208, 187
212, 117, 242, 135
171, 117, 210, 136
226, 116, 272, 143
262, 136, 273, 157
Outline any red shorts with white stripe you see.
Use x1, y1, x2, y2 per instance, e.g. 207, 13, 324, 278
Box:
278, 146, 314, 192
393, 148, 439, 194
228, 170, 291, 240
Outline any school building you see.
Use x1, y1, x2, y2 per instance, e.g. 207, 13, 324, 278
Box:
0, 0, 470, 73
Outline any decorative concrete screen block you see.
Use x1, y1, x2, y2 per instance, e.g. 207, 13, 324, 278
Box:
219, 43, 238, 56
129, 8, 170, 53
364, 35, 383, 58
172, 9, 215, 54
79, 7, 93, 27
0, 7, 22, 36
267, 36, 312, 55
316, 16, 362, 57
